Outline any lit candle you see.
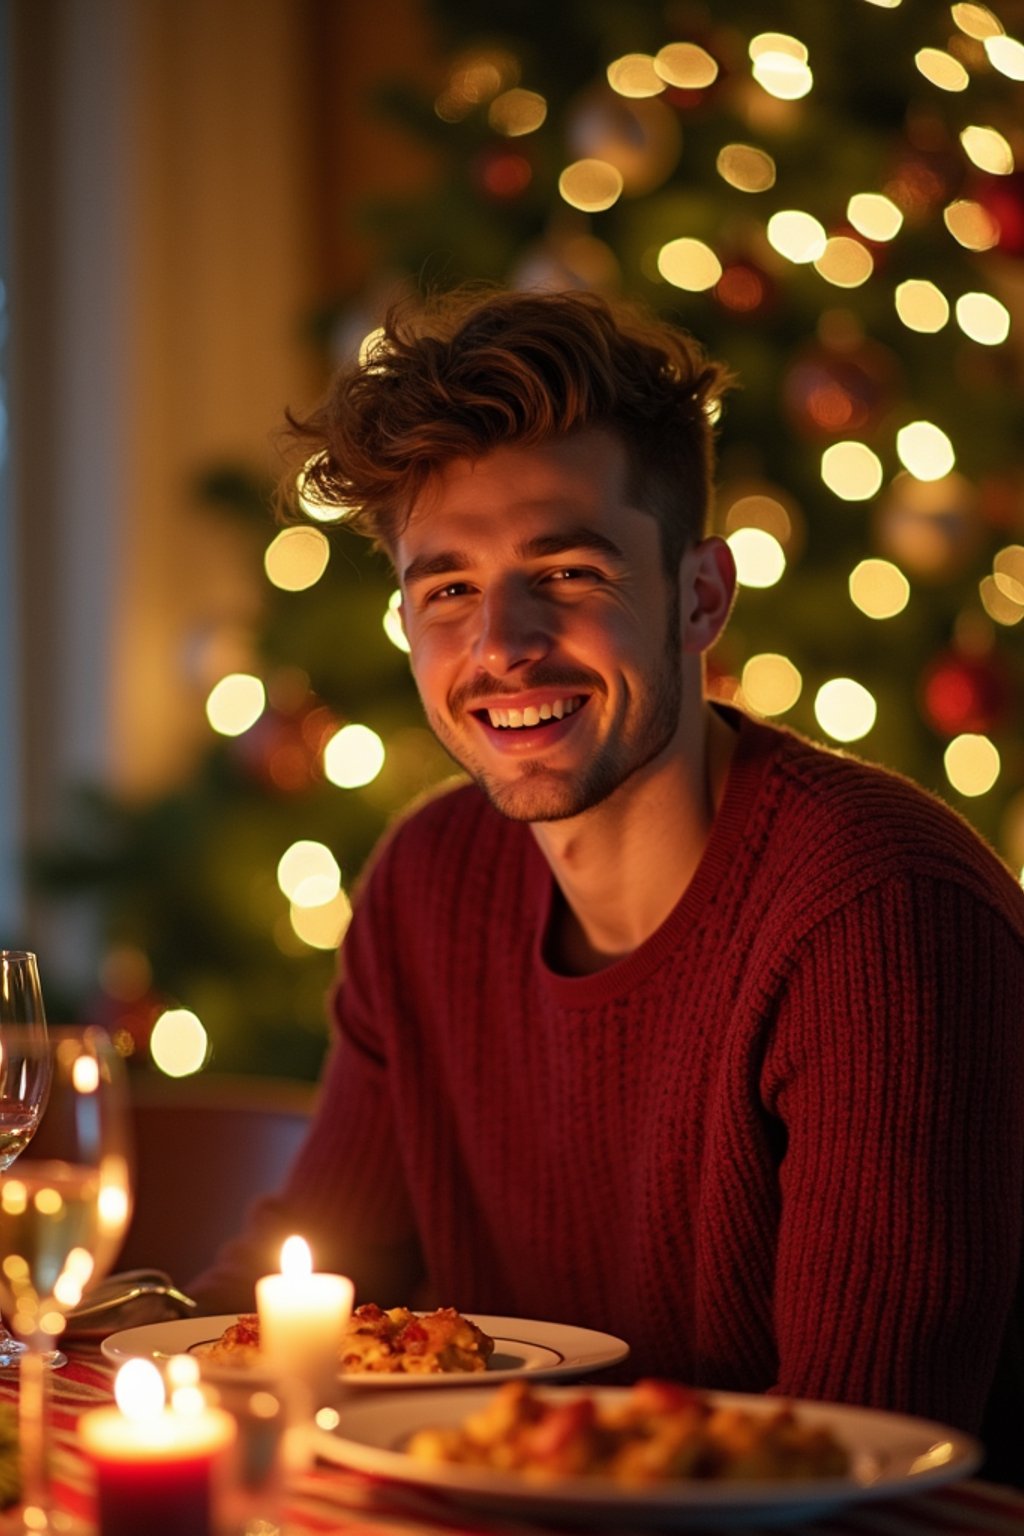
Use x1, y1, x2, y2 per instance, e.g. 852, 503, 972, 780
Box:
80, 1358, 235, 1536
255, 1235, 354, 1399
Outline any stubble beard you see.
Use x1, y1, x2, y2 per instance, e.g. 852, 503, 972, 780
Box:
422, 582, 684, 824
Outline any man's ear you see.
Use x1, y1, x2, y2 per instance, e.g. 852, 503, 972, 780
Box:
680, 537, 737, 655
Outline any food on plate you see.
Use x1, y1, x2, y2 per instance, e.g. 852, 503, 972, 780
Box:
198, 1304, 495, 1375
407, 1379, 850, 1483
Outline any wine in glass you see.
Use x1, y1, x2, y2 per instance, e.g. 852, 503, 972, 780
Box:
0, 1025, 134, 1532
0, 950, 51, 1367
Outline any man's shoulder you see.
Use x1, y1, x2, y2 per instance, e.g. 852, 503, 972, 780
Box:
748, 713, 1023, 920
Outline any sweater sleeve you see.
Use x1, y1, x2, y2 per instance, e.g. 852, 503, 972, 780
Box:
763, 871, 1024, 1432
188, 853, 423, 1313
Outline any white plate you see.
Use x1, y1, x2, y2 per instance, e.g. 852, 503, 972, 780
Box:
314, 1385, 981, 1529
101, 1314, 629, 1387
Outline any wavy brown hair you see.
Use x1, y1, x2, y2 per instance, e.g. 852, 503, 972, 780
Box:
285, 287, 729, 571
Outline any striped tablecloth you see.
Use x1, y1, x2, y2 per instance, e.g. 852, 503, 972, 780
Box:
0, 1349, 1021, 1534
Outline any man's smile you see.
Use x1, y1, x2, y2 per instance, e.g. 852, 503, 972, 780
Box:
476, 695, 586, 730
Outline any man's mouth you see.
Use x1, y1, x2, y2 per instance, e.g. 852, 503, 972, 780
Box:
475, 695, 586, 731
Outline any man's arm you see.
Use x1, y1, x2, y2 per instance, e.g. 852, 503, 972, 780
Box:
765, 872, 1024, 1432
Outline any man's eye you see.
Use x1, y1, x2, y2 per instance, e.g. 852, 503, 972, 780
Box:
427, 582, 472, 602
545, 567, 599, 584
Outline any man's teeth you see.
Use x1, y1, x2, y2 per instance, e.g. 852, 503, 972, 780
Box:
486, 697, 582, 729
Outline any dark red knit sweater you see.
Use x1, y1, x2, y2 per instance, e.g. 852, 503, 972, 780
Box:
194, 711, 1024, 1433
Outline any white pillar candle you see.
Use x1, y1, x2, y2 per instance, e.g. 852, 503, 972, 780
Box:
255, 1235, 354, 1399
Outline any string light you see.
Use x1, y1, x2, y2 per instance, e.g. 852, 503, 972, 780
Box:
277, 841, 341, 908
716, 143, 776, 192
846, 192, 903, 241
150, 1010, 208, 1078
290, 889, 353, 951
727, 528, 786, 587
766, 210, 827, 262
206, 674, 266, 737
654, 42, 718, 88
955, 292, 1011, 345
323, 724, 386, 789
657, 238, 722, 291
558, 160, 623, 211
895, 422, 955, 480
984, 34, 1024, 78
814, 236, 873, 287
894, 279, 950, 333
814, 679, 877, 742
849, 558, 910, 618
383, 590, 410, 652
821, 442, 883, 500
980, 576, 1024, 626
952, 3, 1003, 39
914, 49, 970, 90
741, 653, 803, 715
607, 54, 664, 97
944, 734, 1000, 796
264, 527, 330, 592
943, 199, 1000, 250
960, 125, 1015, 174
488, 89, 547, 136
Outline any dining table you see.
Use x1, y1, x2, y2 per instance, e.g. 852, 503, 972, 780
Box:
0, 1345, 1022, 1535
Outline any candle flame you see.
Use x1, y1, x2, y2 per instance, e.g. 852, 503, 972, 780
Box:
280, 1234, 313, 1277
115, 1359, 166, 1421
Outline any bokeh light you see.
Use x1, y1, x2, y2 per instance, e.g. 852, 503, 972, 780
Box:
955, 292, 1011, 345
607, 53, 664, 97
980, 575, 1024, 626
383, 590, 410, 653
814, 678, 877, 742
657, 238, 722, 291
296, 457, 351, 525
277, 841, 341, 908
849, 558, 910, 618
727, 528, 786, 587
150, 1010, 208, 1078
894, 279, 949, 333
750, 35, 813, 99
985, 34, 1024, 79
994, 545, 1024, 602
715, 143, 775, 192
814, 236, 873, 288
960, 125, 1015, 175
952, 3, 1003, 38
896, 421, 955, 481
766, 211, 827, 263
820, 441, 884, 501
846, 192, 903, 241
944, 734, 1000, 796
289, 889, 353, 951
488, 88, 547, 136
741, 653, 802, 715
205, 674, 266, 737
914, 48, 969, 90
558, 159, 623, 211
655, 42, 718, 88
324, 723, 386, 789
943, 199, 1000, 250
264, 527, 330, 592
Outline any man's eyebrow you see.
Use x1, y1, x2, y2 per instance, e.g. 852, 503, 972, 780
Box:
519, 526, 626, 562
401, 525, 627, 588
401, 550, 468, 587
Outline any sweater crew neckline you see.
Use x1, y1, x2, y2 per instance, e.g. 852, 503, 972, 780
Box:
533, 710, 781, 1009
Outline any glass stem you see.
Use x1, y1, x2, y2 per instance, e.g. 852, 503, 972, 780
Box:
19, 1334, 53, 1526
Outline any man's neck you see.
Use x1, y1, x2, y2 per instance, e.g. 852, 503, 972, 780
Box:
531, 705, 738, 976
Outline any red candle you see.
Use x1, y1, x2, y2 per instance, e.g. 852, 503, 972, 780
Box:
80, 1360, 235, 1536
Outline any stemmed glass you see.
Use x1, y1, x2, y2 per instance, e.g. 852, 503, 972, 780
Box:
0, 951, 51, 1368
0, 1024, 134, 1532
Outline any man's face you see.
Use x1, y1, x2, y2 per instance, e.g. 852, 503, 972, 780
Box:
395, 430, 688, 824
396, 427, 684, 823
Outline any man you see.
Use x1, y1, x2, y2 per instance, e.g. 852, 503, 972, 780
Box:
193, 288, 1024, 1462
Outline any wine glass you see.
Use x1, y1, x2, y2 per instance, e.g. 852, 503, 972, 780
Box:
0, 950, 51, 1368
0, 1026, 134, 1532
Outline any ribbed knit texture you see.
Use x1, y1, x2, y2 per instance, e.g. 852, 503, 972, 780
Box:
193, 712, 1024, 1433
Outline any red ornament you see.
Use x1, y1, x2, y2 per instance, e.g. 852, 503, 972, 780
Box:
971, 172, 1024, 257
232, 700, 339, 793
783, 339, 899, 439
473, 146, 532, 201
920, 649, 1011, 737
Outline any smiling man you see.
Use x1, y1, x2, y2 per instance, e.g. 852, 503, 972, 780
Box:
193, 289, 1024, 1474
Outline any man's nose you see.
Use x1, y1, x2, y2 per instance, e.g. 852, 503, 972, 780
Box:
474, 582, 551, 674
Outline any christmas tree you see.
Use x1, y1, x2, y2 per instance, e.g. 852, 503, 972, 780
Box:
35, 0, 1024, 1079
